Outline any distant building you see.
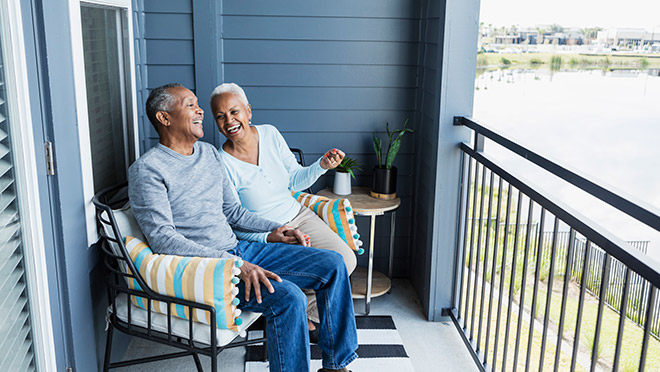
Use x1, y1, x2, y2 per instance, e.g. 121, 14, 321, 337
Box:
494, 34, 523, 44
519, 28, 539, 44
488, 27, 583, 46
596, 28, 660, 47
542, 33, 565, 45
563, 28, 584, 45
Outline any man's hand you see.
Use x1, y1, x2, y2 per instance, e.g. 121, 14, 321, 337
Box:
239, 260, 282, 304
267, 225, 310, 246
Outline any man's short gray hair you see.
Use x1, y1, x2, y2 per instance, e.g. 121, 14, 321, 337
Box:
209, 83, 249, 108
146, 83, 183, 131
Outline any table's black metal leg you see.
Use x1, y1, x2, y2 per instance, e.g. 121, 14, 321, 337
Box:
388, 211, 396, 279
387, 211, 396, 294
366, 214, 376, 315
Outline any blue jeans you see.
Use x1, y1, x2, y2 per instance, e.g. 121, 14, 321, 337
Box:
233, 240, 358, 372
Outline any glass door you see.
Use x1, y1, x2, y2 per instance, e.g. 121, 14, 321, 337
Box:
80, 4, 135, 192
72, 0, 138, 245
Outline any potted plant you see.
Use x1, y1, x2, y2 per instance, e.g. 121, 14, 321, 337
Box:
333, 156, 362, 195
371, 119, 413, 199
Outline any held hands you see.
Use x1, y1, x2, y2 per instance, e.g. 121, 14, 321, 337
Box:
250, 226, 310, 304
239, 260, 282, 304
320, 148, 346, 170
267, 225, 310, 246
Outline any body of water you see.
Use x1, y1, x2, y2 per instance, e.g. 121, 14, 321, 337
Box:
472, 68, 660, 260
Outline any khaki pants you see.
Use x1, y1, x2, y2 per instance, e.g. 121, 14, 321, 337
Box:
287, 206, 357, 322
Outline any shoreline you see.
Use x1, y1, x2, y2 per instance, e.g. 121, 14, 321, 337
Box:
476, 52, 660, 70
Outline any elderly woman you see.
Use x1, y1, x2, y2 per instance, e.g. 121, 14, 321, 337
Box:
209, 83, 357, 334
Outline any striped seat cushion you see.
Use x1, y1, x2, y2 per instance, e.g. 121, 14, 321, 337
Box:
291, 191, 364, 254
124, 236, 244, 331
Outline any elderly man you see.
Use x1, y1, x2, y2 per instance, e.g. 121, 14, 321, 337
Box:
128, 83, 357, 372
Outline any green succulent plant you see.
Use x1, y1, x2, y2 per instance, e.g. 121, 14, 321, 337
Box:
373, 119, 413, 169
335, 156, 362, 179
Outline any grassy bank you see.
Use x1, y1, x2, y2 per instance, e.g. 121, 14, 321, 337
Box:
462, 214, 660, 372
476, 52, 660, 70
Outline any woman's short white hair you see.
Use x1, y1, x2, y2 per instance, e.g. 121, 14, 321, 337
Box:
210, 83, 249, 108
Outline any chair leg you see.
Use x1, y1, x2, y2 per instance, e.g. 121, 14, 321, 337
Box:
192, 353, 203, 372
103, 326, 114, 372
211, 348, 217, 372
263, 325, 268, 362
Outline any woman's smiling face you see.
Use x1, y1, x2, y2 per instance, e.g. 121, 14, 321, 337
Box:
211, 92, 252, 142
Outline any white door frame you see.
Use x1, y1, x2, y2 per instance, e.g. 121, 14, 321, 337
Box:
0, 1, 58, 370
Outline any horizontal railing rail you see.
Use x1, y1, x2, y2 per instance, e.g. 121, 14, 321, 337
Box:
446, 116, 660, 372
454, 116, 660, 232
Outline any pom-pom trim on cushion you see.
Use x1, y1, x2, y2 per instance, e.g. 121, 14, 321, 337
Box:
124, 236, 243, 331
291, 191, 363, 254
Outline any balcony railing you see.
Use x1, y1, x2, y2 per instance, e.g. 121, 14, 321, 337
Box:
445, 116, 660, 372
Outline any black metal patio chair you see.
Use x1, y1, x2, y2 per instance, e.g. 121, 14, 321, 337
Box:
290, 147, 313, 194
93, 183, 266, 372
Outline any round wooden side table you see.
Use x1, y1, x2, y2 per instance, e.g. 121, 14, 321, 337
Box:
317, 186, 401, 315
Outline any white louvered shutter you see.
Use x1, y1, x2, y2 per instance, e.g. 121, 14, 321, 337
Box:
0, 23, 37, 372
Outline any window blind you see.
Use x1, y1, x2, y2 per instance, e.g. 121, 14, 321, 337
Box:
0, 25, 37, 372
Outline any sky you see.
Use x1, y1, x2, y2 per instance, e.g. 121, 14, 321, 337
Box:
479, 0, 660, 30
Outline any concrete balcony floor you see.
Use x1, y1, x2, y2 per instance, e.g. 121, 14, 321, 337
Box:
119, 279, 478, 372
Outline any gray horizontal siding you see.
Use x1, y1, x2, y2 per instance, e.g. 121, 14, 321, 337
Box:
223, 0, 421, 18
243, 87, 416, 110
224, 65, 418, 87
143, 0, 191, 13
144, 13, 193, 39
223, 40, 418, 65
143, 0, 194, 88
147, 65, 195, 88
222, 16, 419, 42
289, 131, 413, 154
218, 1, 421, 277
145, 40, 194, 65
286, 153, 414, 177
251, 110, 414, 132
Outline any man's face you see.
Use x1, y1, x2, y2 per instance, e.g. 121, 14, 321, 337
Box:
163, 86, 204, 141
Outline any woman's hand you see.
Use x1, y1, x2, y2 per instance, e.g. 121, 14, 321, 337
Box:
320, 148, 346, 169
239, 260, 282, 304
267, 225, 310, 246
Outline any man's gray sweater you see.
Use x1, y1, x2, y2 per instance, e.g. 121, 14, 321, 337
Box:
128, 141, 280, 258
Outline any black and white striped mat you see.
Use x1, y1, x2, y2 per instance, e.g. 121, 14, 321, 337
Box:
245, 315, 415, 372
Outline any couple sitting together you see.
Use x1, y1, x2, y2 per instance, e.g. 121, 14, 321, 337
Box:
128, 82, 358, 372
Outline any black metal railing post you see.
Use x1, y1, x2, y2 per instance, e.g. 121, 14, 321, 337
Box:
458, 154, 474, 328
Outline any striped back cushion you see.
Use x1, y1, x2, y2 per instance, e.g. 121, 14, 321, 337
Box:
124, 236, 243, 331
291, 191, 364, 254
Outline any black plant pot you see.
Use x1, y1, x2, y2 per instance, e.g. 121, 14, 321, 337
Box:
371, 166, 397, 199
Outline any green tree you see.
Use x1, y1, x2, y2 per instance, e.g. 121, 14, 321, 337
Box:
580, 27, 602, 40
550, 24, 564, 33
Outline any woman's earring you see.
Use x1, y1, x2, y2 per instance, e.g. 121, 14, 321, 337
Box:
249, 120, 252, 124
